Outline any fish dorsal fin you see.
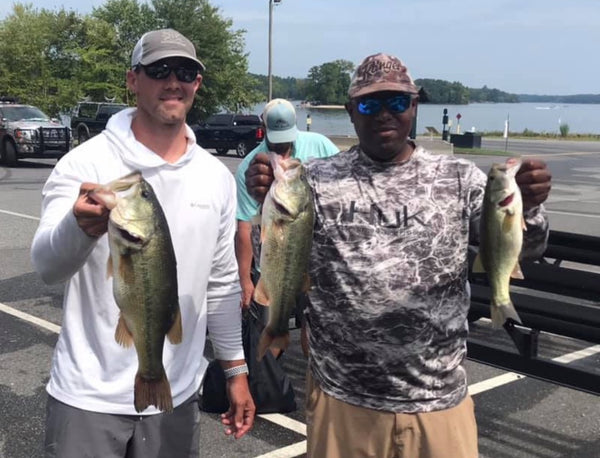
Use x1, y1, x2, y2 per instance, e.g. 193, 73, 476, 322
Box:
511, 261, 524, 280
253, 278, 270, 306
167, 306, 183, 345
115, 313, 134, 348
472, 252, 486, 273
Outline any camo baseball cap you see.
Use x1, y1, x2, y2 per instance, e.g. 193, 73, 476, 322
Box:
131, 29, 205, 71
348, 53, 418, 98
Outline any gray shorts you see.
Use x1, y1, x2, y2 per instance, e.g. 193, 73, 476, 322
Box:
44, 392, 201, 458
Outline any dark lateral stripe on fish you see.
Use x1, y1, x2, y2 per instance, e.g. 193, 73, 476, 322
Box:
118, 254, 136, 285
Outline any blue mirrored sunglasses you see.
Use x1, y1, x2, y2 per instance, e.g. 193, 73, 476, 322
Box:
138, 63, 199, 83
356, 94, 413, 116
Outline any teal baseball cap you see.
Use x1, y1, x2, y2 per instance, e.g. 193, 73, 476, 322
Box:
264, 99, 298, 144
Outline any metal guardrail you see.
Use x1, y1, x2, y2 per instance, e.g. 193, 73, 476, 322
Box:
467, 230, 600, 396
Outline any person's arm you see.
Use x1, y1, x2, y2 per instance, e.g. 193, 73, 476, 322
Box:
234, 155, 264, 309
209, 291, 255, 439
516, 159, 552, 259
235, 220, 255, 309
31, 166, 108, 284
207, 171, 255, 438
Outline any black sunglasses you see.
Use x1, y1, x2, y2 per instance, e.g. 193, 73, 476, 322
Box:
356, 94, 413, 116
137, 63, 199, 83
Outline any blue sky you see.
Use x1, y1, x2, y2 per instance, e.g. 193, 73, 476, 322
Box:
2, 0, 598, 95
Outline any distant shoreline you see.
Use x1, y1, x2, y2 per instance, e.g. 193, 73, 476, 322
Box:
299, 102, 345, 110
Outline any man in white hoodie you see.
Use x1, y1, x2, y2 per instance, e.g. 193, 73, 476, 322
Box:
31, 29, 255, 458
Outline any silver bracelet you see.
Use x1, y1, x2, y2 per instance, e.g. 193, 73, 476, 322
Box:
223, 363, 249, 379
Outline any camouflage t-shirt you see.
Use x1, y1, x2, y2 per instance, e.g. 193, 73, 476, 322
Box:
304, 144, 548, 413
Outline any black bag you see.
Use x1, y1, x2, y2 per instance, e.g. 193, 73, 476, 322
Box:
200, 302, 297, 414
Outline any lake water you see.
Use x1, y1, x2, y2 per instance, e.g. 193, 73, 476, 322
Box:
252, 102, 600, 137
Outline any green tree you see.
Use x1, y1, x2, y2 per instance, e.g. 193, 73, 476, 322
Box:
0, 4, 87, 115
150, 0, 263, 120
249, 73, 307, 100
415, 79, 470, 104
91, 0, 158, 79
0, 0, 262, 120
305, 59, 354, 105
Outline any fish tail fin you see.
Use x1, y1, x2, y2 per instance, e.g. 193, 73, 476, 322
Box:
166, 306, 183, 345
491, 301, 522, 329
257, 328, 290, 362
134, 370, 173, 413
115, 314, 134, 348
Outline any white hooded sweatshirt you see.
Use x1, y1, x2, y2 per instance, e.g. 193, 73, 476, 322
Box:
31, 108, 243, 415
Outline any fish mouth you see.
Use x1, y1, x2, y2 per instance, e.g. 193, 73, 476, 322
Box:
113, 225, 146, 245
498, 193, 514, 207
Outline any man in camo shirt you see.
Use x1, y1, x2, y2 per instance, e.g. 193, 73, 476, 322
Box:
245, 53, 552, 458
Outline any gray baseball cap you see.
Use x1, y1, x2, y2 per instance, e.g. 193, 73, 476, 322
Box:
131, 29, 205, 71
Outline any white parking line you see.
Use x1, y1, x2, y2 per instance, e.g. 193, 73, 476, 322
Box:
0, 302, 60, 334
548, 209, 600, 218
468, 343, 600, 395
253, 441, 307, 458
258, 413, 306, 436
2, 300, 599, 458
0, 209, 40, 221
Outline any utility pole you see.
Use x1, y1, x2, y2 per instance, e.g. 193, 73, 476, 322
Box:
268, 0, 279, 101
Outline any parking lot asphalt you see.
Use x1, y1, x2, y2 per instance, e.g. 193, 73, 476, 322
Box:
1, 139, 600, 457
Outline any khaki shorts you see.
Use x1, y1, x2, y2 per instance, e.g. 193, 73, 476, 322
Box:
305, 371, 478, 458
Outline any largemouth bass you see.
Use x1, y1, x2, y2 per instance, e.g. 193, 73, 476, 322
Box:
91, 171, 181, 413
473, 157, 525, 328
254, 154, 314, 361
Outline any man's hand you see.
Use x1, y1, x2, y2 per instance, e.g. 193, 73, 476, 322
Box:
245, 153, 274, 204
516, 159, 552, 210
73, 183, 110, 238
221, 375, 256, 439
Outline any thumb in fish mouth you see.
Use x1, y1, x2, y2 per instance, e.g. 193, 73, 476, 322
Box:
88, 187, 117, 210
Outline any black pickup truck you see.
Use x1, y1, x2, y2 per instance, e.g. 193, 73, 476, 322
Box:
71, 102, 128, 144
192, 113, 264, 158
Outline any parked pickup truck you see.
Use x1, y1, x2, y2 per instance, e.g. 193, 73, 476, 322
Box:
0, 97, 72, 167
192, 113, 264, 158
71, 102, 128, 144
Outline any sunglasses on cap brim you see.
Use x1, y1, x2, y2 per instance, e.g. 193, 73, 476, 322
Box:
356, 94, 413, 116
